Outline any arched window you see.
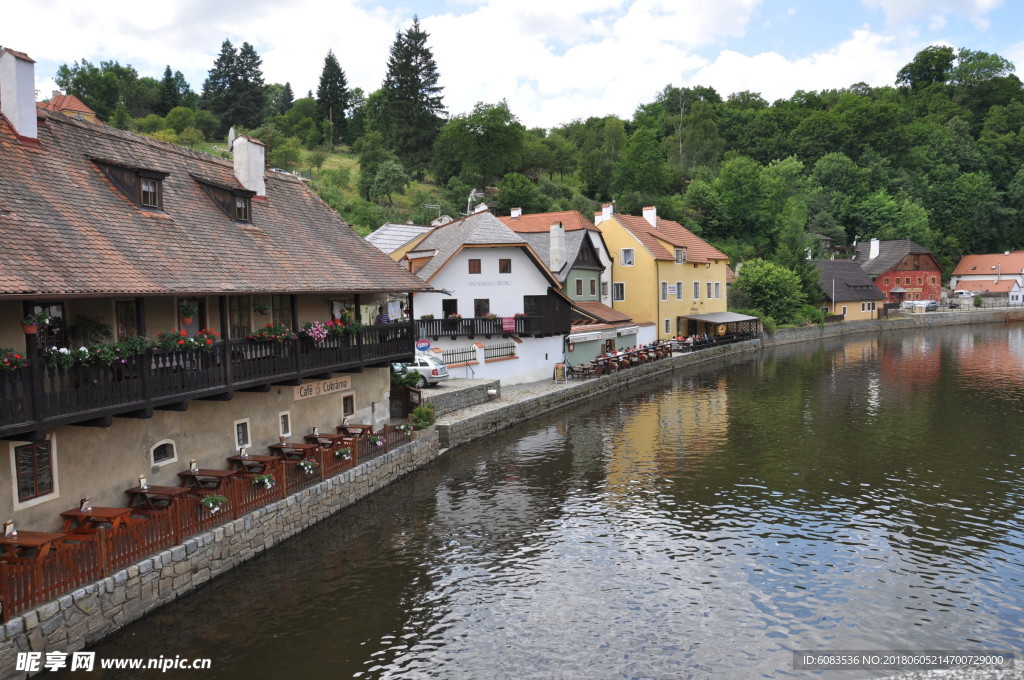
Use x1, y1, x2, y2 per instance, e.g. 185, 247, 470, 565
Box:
151, 440, 177, 467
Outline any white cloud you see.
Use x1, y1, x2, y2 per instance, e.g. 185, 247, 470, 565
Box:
862, 0, 1002, 30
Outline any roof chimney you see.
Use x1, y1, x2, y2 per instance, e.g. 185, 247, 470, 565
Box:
869, 238, 879, 260
510, 207, 522, 218
595, 203, 614, 226
643, 206, 657, 228
550, 221, 566, 273
0, 47, 38, 141
232, 134, 266, 197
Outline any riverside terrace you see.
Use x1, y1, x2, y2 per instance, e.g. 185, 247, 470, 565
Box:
0, 422, 412, 621
0, 323, 411, 442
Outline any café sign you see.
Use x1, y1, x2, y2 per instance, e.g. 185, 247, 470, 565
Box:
294, 376, 352, 401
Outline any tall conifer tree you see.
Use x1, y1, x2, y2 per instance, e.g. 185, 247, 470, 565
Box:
316, 51, 349, 146
379, 16, 445, 175
158, 65, 179, 116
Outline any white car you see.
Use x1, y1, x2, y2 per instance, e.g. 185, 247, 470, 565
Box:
953, 290, 976, 298
404, 355, 449, 387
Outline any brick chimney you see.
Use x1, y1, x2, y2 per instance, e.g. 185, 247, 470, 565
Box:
550, 221, 566, 273
0, 47, 38, 141
232, 134, 266, 197
643, 206, 657, 228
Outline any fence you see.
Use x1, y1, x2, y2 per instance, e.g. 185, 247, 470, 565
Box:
0, 423, 413, 622
442, 346, 477, 366
484, 342, 517, 361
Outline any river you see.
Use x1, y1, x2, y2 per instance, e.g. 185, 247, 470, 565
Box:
82, 324, 1024, 679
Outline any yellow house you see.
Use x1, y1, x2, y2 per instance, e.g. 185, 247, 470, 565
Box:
595, 205, 730, 339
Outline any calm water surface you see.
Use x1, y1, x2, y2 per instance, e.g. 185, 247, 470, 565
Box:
84, 325, 1024, 679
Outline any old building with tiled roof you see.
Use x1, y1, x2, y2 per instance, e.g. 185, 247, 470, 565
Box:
813, 260, 886, 320
949, 251, 1024, 303
0, 47, 430, 536
851, 238, 942, 304
39, 91, 101, 123
594, 204, 730, 339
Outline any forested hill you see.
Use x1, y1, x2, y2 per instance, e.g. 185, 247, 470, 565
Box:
54, 41, 1024, 270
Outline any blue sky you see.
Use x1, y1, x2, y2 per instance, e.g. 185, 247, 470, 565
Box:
8, 0, 1024, 128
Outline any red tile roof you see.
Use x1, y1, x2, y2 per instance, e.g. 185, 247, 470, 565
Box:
574, 301, 632, 323
40, 94, 99, 121
952, 252, 1024, 276
0, 110, 430, 297
499, 210, 598, 233
607, 213, 728, 263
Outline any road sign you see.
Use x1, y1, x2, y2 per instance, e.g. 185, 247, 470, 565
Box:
415, 339, 431, 352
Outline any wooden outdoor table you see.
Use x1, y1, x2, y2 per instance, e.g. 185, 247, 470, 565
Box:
59, 506, 133, 533
124, 485, 190, 510
0, 531, 66, 560
304, 432, 349, 446
268, 442, 320, 460
337, 424, 372, 438
177, 469, 236, 490
227, 454, 278, 475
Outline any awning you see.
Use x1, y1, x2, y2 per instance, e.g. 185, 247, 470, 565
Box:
682, 312, 760, 323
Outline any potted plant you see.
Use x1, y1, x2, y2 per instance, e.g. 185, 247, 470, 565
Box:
249, 322, 297, 342
419, 314, 435, 320
252, 473, 276, 489
21, 310, 50, 334
179, 301, 199, 324
335, 446, 352, 460
297, 458, 319, 475
199, 493, 228, 514
1, 348, 29, 372
301, 321, 329, 344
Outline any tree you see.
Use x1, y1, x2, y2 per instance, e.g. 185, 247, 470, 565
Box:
497, 172, 543, 214
200, 39, 266, 135
379, 16, 446, 175
109, 101, 133, 130
200, 40, 236, 131
164, 106, 195, 134
432, 100, 524, 189
611, 127, 669, 197
307, 148, 329, 175
178, 127, 205, 149
55, 59, 142, 121
368, 160, 410, 204
158, 65, 179, 116
733, 259, 806, 325
772, 198, 819, 299
896, 45, 955, 90
281, 82, 294, 113
269, 137, 302, 171
316, 51, 349, 146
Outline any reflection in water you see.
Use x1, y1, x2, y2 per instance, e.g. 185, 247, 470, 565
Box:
80, 324, 1024, 679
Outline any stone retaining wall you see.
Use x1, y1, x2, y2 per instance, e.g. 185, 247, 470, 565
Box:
0, 433, 441, 678
422, 380, 500, 417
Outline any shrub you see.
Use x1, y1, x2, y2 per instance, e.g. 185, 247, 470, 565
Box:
411, 403, 436, 430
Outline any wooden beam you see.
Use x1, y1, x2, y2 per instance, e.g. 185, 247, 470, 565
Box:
239, 384, 271, 393
73, 416, 114, 428
1, 429, 45, 442
199, 391, 233, 402
155, 402, 188, 412
117, 408, 154, 420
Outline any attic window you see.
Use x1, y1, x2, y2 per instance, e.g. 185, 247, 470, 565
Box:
92, 158, 169, 211
191, 173, 255, 223
675, 248, 687, 264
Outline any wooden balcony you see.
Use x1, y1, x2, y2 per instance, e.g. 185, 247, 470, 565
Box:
417, 313, 569, 340
0, 323, 414, 440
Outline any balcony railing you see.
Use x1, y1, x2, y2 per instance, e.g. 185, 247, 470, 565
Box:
0, 323, 414, 439
417, 314, 568, 339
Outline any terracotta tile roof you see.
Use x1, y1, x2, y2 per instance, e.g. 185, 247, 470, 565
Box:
0, 110, 430, 296
956, 279, 1016, 293
606, 213, 728, 263
40, 94, 100, 122
952, 252, 1024, 277
499, 210, 598, 233
574, 301, 632, 323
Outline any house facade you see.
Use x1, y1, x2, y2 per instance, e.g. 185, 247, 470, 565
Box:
852, 238, 943, 303
373, 210, 572, 385
594, 205, 730, 340
949, 252, 1024, 301
813, 260, 886, 320
0, 47, 429, 530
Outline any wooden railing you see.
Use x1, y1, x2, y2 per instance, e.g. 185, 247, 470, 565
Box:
0, 323, 415, 439
417, 313, 569, 339
0, 424, 416, 621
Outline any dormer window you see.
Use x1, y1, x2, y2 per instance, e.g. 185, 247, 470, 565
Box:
675, 248, 687, 264
191, 173, 255, 223
91, 158, 169, 211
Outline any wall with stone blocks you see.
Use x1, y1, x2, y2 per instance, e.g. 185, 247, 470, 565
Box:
421, 380, 500, 417
0, 433, 441, 679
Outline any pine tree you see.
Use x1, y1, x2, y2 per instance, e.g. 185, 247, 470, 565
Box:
379, 16, 446, 176
158, 65, 179, 116
281, 82, 294, 114
316, 51, 349, 146
233, 42, 267, 129
200, 40, 236, 135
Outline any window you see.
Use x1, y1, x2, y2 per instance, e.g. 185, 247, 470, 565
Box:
229, 296, 251, 339
115, 300, 137, 341
601, 282, 608, 298
29, 302, 66, 348
661, 282, 668, 301
676, 281, 683, 300
906, 277, 912, 285
664, 319, 671, 334
612, 283, 625, 302
279, 412, 291, 438
474, 299, 490, 317
442, 299, 458, 317
498, 259, 512, 274
693, 282, 700, 299
272, 295, 292, 327
714, 282, 721, 299
343, 395, 355, 417
234, 196, 251, 222
884, 277, 890, 285
707, 282, 713, 299
14, 440, 55, 502
917, 277, 923, 285
141, 178, 160, 208
621, 249, 634, 266
151, 440, 177, 467
95, 160, 168, 210
468, 259, 482, 274
931, 277, 937, 285
234, 419, 251, 451
861, 302, 866, 312
841, 306, 848, 315
576, 279, 583, 296
590, 279, 597, 296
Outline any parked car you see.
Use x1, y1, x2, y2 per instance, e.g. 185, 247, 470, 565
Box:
953, 290, 976, 298
921, 300, 939, 312
404, 355, 449, 387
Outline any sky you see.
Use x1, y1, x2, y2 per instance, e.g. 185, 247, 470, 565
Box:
7, 0, 1024, 129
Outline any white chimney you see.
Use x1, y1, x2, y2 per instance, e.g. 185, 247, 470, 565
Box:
550, 221, 566, 273
869, 238, 880, 260
232, 134, 266, 197
510, 207, 522, 218
643, 206, 657, 228
0, 47, 38, 141
594, 203, 614, 225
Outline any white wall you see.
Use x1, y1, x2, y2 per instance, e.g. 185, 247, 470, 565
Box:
423, 335, 564, 385
415, 246, 549, 318
588, 231, 614, 307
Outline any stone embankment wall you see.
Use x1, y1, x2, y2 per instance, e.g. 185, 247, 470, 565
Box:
422, 380, 500, 417
0, 433, 441, 678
